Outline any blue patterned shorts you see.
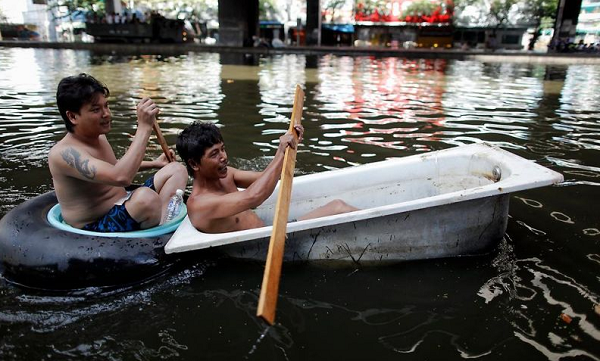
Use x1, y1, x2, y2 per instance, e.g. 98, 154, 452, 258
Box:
82, 176, 156, 232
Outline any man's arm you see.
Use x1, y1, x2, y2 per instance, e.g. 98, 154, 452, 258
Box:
139, 149, 175, 171
231, 168, 262, 188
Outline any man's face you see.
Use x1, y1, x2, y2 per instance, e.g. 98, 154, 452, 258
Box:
199, 142, 228, 178
70, 94, 112, 135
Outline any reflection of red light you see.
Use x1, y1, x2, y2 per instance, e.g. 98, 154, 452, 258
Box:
344, 57, 447, 129
345, 137, 407, 150
315, 55, 449, 159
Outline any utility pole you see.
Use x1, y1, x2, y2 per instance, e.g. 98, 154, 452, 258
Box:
105, 0, 122, 16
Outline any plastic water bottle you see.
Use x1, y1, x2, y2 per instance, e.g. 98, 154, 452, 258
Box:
165, 189, 184, 223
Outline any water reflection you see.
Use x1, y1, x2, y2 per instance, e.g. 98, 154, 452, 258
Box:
0, 48, 599, 360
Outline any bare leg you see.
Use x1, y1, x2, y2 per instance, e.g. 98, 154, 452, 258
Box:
125, 187, 162, 229
152, 162, 188, 222
297, 199, 359, 222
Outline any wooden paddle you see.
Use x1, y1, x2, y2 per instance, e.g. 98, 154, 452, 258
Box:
257, 84, 305, 325
152, 119, 175, 163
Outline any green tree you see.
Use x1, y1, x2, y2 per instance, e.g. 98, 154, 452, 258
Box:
260, 0, 281, 20
404, 0, 437, 17
356, 0, 388, 17
488, 0, 519, 33
0, 7, 7, 23
47, 0, 104, 20
49, 0, 104, 13
137, 0, 217, 18
323, 0, 347, 22
521, 0, 558, 50
451, 0, 486, 26
452, 0, 559, 48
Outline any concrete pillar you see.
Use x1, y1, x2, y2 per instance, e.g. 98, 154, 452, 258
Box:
218, 0, 259, 46
306, 0, 321, 46
105, 0, 122, 15
551, 0, 582, 48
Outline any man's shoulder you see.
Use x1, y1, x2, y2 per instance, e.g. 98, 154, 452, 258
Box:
50, 133, 106, 155
49, 137, 68, 159
49, 134, 77, 156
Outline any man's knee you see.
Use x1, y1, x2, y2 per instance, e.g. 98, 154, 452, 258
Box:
157, 162, 188, 187
127, 187, 161, 221
153, 162, 188, 194
162, 162, 187, 179
330, 199, 348, 212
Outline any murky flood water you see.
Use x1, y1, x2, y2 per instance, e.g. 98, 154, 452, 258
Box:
0, 47, 598, 360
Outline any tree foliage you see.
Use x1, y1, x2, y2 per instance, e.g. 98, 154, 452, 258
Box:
520, 0, 558, 27
49, 0, 103, 13
453, 0, 558, 28
520, 0, 558, 49
355, 0, 388, 16
404, 0, 437, 17
260, 0, 281, 20
489, 0, 518, 28
323, 0, 348, 18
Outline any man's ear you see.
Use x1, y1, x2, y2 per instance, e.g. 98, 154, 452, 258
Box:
66, 110, 78, 124
188, 159, 200, 171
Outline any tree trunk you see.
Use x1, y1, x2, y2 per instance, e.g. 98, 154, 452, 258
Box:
528, 27, 541, 51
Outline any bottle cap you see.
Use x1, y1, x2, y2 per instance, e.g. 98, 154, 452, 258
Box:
175, 189, 184, 196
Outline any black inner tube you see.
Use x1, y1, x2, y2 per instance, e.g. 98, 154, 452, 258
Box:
0, 192, 179, 290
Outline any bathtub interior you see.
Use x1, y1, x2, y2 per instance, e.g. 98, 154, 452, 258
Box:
254, 144, 550, 225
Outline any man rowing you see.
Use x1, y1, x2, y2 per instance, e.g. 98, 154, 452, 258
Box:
176, 121, 358, 233
48, 73, 188, 232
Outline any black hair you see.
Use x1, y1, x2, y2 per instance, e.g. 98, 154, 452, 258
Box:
56, 73, 110, 132
176, 121, 224, 176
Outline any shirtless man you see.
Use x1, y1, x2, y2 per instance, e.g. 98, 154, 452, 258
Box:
176, 121, 357, 233
48, 73, 188, 231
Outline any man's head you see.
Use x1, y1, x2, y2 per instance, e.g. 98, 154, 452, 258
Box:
176, 121, 224, 176
56, 73, 110, 132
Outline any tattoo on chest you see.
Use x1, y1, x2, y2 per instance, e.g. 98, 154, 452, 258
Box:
61, 148, 97, 179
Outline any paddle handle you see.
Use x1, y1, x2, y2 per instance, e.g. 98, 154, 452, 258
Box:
152, 120, 174, 162
257, 85, 304, 325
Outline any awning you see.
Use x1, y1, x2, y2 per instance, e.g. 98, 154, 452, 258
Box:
322, 24, 355, 33
260, 20, 284, 29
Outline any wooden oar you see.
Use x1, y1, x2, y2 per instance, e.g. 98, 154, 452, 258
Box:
257, 85, 305, 325
152, 119, 175, 162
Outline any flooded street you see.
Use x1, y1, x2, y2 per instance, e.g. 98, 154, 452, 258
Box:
0, 47, 598, 360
